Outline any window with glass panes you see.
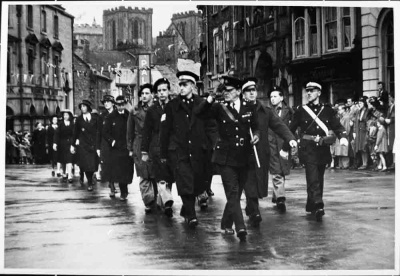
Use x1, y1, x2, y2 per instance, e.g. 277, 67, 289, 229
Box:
28, 48, 35, 75
309, 8, 318, 55
294, 17, 305, 56
324, 7, 337, 50
385, 19, 394, 93
41, 9, 47, 32
54, 15, 59, 39
27, 6, 33, 29
342, 7, 351, 48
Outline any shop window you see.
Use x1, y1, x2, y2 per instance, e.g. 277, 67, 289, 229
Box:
294, 17, 305, 57
324, 7, 337, 50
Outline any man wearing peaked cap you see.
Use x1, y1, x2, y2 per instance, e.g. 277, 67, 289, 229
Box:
242, 82, 296, 227
287, 81, 348, 221
305, 81, 322, 91
160, 70, 210, 228
176, 71, 199, 84
194, 74, 263, 241
242, 77, 258, 92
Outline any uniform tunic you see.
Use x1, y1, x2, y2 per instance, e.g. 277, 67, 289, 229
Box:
54, 121, 74, 164
102, 109, 133, 184
46, 124, 58, 164
160, 95, 208, 196
73, 114, 101, 172
386, 104, 395, 151
290, 103, 347, 165
32, 128, 47, 164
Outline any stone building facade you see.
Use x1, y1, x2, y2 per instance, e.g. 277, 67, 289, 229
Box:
103, 6, 152, 52
198, 6, 292, 104
73, 18, 103, 52
154, 11, 202, 68
72, 54, 112, 115
360, 8, 394, 97
7, 4, 74, 132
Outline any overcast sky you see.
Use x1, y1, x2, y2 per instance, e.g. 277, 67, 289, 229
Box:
62, 1, 199, 36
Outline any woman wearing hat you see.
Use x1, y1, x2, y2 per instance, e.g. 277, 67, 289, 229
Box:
46, 115, 61, 177
72, 100, 102, 191
354, 97, 370, 169
102, 95, 134, 201
32, 122, 47, 164
53, 110, 75, 182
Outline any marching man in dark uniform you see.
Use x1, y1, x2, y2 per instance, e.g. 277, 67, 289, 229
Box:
241, 79, 296, 227
141, 77, 174, 216
72, 100, 102, 191
102, 96, 134, 201
288, 82, 348, 221
160, 71, 209, 228
197, 75, 260, 241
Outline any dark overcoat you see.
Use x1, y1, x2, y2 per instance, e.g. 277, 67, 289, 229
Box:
289, 103, 347, 165
54, 121, 74, 164
127, 103, 152, 179
32, 128, 47, 164
245, 101, 295, 198
73, 114, 101, 172
268, 103, 294, 176
46, 124, 58, 163
195, 99, 259, 167
141, 101, 174, 183
160, 95, 208, 196
102, 109, 134, 184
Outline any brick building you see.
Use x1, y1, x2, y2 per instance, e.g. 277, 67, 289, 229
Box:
7, 4, 74, 132
72, 53, 112, 115
103, 6, 152, 52
73, 18, 103, 52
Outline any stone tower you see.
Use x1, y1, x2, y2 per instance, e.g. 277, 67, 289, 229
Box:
103, 6, 153, 51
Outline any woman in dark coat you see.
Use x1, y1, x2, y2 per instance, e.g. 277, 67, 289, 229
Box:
46, 115, 60, 177
354, 97, 369, 169
53, 110, 74, 182
32, 122, 47, 164
102, 96, 133, 200
72, 100, 101, 191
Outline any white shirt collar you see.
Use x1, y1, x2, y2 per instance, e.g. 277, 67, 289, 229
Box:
233, 98, 241, 112
84, 113, 91, 120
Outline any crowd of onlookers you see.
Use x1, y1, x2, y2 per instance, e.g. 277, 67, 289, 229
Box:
329, 84, 395, 172
6, 122, 48, 165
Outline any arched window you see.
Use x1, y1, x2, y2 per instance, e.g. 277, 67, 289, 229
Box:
54, 15, 59, 38
41, 9, 47, 32
27, 5, 33, 28
44, 105, 49, 116
133, 20, 139, 40
382, 12, 394, 94
294, 17, 305, 57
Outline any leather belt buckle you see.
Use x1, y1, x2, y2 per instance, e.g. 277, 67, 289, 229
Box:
239, 138, 245, 146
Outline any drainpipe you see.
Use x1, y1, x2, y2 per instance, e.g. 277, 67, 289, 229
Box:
70, 15, 74, 112
16, 6, 26, 130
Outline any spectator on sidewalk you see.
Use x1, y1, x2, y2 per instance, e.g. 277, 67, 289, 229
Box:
375, 117, 388, 172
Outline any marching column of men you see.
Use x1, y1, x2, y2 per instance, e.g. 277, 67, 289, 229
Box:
51, 68, 350, 241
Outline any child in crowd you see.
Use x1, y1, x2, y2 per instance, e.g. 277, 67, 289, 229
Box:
375, 117, 388, 171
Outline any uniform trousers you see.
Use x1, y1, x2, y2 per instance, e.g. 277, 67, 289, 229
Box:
271, 174, 286, 201
218, 164, 246, 231
305, 163, 326, 210
180, 195, 196, 220
119, 182, 128, 196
